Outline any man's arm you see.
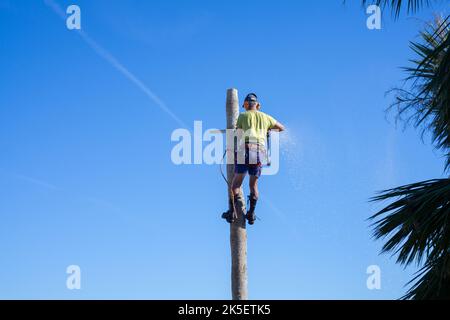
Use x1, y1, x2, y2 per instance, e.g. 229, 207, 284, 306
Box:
272, 121, 285, 132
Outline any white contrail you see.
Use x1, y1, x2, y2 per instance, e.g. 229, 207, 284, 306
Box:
1, 168, 122, 213
9, 172, 59, 190
44, 0, 188, 128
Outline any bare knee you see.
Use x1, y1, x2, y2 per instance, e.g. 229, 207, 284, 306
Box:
232, 176, 244, 196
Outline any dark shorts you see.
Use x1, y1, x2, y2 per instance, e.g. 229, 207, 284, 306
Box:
234, 144, 265, 178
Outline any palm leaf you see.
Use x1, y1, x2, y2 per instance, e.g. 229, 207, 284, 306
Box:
389, 16, 450, 170
361, 0, 434, 17
367, 0, 450, 302
402, 253, 450, 299
370, 179, 450, 265
370, 178, 450, 299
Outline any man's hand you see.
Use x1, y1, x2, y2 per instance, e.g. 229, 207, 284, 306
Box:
272, 122, 285, 132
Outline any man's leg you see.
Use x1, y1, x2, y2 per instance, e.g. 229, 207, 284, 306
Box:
249, 175, 259, 200
231, 173, 246, 221
222, 173, 246, 223
246, 169, 261, 225
232, 173, 246, 197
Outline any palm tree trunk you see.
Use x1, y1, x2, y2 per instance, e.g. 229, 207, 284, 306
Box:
226, 88, 248, 300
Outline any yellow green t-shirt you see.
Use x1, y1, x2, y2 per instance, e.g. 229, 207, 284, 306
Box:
236, 110, 277, 147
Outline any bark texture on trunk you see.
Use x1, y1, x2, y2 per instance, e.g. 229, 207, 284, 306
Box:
225, 88, 248, 300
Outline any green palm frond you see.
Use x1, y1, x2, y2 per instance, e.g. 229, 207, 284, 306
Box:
370, 178, 450, 299
370, 179, 450, 265
361, 0, 434, 17
366, 0, 450, 302
390, 16, 450, 169
402, 253, 450, 299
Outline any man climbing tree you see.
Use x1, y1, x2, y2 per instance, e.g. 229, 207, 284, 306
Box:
222, 93, 284, 225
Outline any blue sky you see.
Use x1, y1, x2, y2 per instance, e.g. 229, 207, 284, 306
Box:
0, 0, 448, 299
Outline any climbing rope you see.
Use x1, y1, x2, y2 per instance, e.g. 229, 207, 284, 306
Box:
220, 149, 229, 185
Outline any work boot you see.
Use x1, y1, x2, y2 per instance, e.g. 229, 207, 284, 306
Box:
221, 210, 235, 223
245, 194, 258, 225
221, 198, 236, 223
